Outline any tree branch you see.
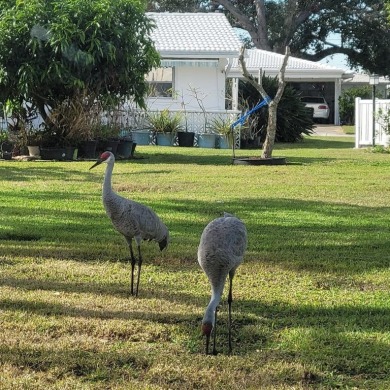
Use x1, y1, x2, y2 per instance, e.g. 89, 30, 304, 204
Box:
238, 46, 268, 99
215, 0, 271, 50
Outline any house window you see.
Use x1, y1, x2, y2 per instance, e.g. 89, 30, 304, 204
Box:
146, 67, 173, 97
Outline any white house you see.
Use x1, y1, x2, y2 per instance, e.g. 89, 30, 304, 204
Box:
136, 12, 242, 132
137, 13, 353, 129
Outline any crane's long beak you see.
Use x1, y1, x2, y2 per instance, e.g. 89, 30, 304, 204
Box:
89, 159, 103, 170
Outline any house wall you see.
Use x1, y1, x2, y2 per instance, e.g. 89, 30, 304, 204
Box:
146, 59, 228, 112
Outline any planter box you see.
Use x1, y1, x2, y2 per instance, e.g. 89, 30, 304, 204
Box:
117, 140, 134, 159
40, 148, 67, 161
177, 131, 194, 147
217, 134, 231, 149
198, 133, 217, 148
131, 130, 151, 145
156, 133, 173, 146
79, 140, 98, 159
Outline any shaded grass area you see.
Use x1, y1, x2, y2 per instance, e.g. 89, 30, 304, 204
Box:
1, 136, 390, 389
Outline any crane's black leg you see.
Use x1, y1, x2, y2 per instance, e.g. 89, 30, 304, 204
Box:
228, 275, 233, 354
129, 243, 136, 296
135, 244, 142, 297
212, 306, 219, 355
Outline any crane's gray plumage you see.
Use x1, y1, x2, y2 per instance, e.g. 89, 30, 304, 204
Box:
198, 212, 247, 355
90, 151, 168, 296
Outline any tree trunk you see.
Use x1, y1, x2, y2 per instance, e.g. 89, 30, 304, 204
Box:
261, 100, 277, 159
239, 46, 290, 159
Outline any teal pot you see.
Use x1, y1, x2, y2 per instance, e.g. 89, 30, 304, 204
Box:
131, 130, 151, 145
156, 133, 173, 146
177, 131, 194, 147
79, 140, 98, 159
217, 134, 231, 149
40, 147, 66, 161
198, 133, 217, 148
117, 140, 133, 159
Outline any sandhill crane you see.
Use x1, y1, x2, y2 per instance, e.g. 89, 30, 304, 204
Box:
198, 212, 247, 355
90, 151, 169, 297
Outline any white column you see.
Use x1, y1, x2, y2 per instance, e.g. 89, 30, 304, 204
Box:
232, 78, 239, 111
334, 78, 341, 125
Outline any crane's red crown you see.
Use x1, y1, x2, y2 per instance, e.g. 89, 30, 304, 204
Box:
100, 151, 111, 160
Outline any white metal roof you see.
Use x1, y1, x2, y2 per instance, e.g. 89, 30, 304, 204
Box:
147, 12, 242, 58
229, 49, 353, 79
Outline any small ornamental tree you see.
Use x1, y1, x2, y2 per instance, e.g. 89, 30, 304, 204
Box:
0, 0, 159, 133
239, 46, 290, 159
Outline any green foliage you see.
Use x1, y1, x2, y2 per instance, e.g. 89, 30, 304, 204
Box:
377, 107, 390, 135
0, 0, 159, 125
239, 75, 314, 142
339, 86, 373, 125
147, 109, 183, 133
339, 88, 367, 125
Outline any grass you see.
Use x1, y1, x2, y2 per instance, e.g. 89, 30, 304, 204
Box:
1, 136, 390, 389
342, 125, 355, 135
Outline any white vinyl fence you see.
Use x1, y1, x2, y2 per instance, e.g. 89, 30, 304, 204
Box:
355, 97, 390, 148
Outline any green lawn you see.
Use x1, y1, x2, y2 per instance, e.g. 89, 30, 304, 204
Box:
1, 136, 390, 389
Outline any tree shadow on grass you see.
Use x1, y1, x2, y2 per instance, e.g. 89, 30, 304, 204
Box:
1, 196, 390, 275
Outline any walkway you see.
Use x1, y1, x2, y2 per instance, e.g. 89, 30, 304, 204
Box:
313, 124, 353, 137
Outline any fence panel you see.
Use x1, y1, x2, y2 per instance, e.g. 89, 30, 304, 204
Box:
355, 98, 390, 147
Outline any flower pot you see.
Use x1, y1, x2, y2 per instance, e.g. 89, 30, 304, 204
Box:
131, 130, 150, 145
117, 139, 134, 159
79, 140, 98, 159
177, 131, 194, 147
156, 133, 173, 146
217, 134, 231, 149
1, 141, 14, 159
198, 133, 217, 148
103, 139, 120, 155
40, 147, 67, 161
27, 145, 40, 157
65, 146, 78, 161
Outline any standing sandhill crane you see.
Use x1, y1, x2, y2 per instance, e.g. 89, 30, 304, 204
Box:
90, 151, 169, 297
198, 212, 247, 355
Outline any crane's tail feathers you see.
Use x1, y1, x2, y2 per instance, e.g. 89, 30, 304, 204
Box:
159, 237, 168, 251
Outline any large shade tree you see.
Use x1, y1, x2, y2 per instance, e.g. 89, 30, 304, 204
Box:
148, 0, 390, 76
0, 0, 160, 129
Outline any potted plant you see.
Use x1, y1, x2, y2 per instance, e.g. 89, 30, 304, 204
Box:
94, 124, 121, 156
0, 129, 13, 160
207, 116, 234, 149
147, 109, 183, 146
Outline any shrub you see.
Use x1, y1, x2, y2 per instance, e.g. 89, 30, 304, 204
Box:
239, 75, 314, 143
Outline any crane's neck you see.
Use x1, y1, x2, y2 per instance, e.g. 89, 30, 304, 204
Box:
102, 161, 114, 198
202, 287, 223, 327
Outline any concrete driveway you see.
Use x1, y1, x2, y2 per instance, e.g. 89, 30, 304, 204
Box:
312, 124, 353, 137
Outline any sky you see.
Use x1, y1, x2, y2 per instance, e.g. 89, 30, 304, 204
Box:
319, 53, 352, 71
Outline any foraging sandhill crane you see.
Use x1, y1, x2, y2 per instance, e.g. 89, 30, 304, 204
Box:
90, 151, 169, 297
198, 212, 247, 355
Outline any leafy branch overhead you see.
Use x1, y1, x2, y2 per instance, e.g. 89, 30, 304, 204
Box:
0, 0, 160, 124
